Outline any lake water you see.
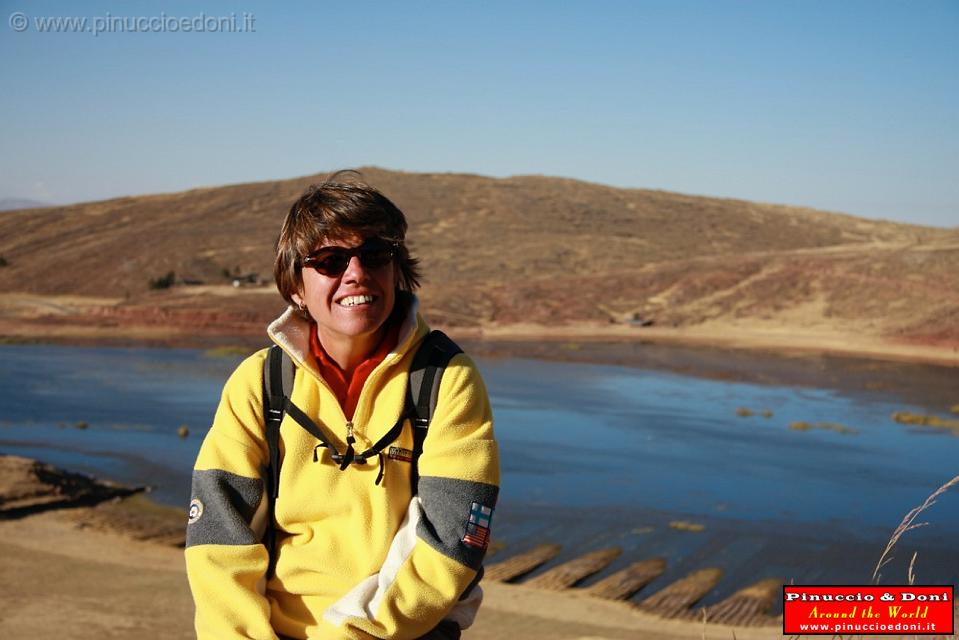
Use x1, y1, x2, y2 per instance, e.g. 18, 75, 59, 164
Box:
2, 343, 957, 597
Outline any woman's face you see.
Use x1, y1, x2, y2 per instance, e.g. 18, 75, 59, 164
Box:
294, 234, 397, 350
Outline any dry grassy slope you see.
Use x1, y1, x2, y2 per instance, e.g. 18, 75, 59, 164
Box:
461, 240, 959, 344
0, 167, 954, 343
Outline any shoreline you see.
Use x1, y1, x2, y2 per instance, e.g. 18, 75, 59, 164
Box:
2, 319, 958, 369
5, 318, 957, 418
8, 505, 952, 640
465, 323, 959, 368
0, 454, 781, 639
3, 455, 956, 639
0, 507, 784, 640
2, 290, 957, 367
5, 451, 957, 614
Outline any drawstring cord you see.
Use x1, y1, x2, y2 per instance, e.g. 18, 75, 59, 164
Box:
338, 422, 356, 471
302, 416, 405, 487
312, 445, 385, 486
375, 453, 386, 486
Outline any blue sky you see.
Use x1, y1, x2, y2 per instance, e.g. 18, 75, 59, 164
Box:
1, 0, 957, 227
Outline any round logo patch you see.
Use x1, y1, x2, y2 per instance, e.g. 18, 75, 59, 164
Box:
188, 498, 204, 524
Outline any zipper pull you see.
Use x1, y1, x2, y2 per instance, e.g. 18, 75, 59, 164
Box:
339, 421, 356, 470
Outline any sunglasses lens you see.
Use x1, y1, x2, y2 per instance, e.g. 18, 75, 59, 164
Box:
360, 246, 394, 268
304, 241, 395, 276
307, 250, 350, 276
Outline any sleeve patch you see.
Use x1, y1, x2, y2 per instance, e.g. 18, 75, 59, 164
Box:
463, 502, 493, 550
188, 498, 204, 524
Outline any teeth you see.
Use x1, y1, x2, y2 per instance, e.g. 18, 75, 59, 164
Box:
339, 295, 374, 307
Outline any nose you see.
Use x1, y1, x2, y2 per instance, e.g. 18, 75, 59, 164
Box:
341, 255, 366, 282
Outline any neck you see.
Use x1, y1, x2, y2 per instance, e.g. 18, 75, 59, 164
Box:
318, 326, 386, 377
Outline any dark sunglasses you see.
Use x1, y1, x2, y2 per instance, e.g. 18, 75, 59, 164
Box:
301, 239, 398, 277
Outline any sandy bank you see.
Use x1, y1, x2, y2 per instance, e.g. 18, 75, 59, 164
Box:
2, 456, 955, 639
467, 322, 959, 368
4, 508, 951, 639
0, 508, 790, 640
0, 455, 771, 640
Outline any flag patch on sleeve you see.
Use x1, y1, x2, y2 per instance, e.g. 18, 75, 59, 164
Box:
462, 502, 494, 549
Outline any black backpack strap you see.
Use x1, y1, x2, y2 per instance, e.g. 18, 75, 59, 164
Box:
406, 330, 462, 494
284, 399, 343, 463
262, 345, 294, 499
261, 345, 293, 578
355, 416, 406, 486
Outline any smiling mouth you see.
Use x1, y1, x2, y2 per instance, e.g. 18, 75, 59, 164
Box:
337, 294, 376, 307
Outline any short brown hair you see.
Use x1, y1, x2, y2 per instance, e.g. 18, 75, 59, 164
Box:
274, 172, 421, 308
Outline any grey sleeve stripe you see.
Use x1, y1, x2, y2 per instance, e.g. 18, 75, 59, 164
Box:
185, 469, 264, 548
416, 475, 499, 570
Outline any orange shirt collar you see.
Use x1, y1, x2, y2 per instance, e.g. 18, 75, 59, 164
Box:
309, 318, 400, 421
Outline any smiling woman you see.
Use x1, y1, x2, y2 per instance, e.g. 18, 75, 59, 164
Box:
185, 172, 500, 640
274, 180, 418, 374
296, 235, 400, 373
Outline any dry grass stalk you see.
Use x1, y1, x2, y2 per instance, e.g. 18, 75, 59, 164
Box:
872, 475, 959, 582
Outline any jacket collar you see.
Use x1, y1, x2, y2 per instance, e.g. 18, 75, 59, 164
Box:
267, 292, 425, 381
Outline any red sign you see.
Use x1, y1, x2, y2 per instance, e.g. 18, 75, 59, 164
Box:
783, 585, 955, 635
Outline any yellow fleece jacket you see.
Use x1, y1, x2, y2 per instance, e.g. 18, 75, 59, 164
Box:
185, 297, 500, 639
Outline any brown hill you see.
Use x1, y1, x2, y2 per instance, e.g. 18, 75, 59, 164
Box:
0, 167, 956, 358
